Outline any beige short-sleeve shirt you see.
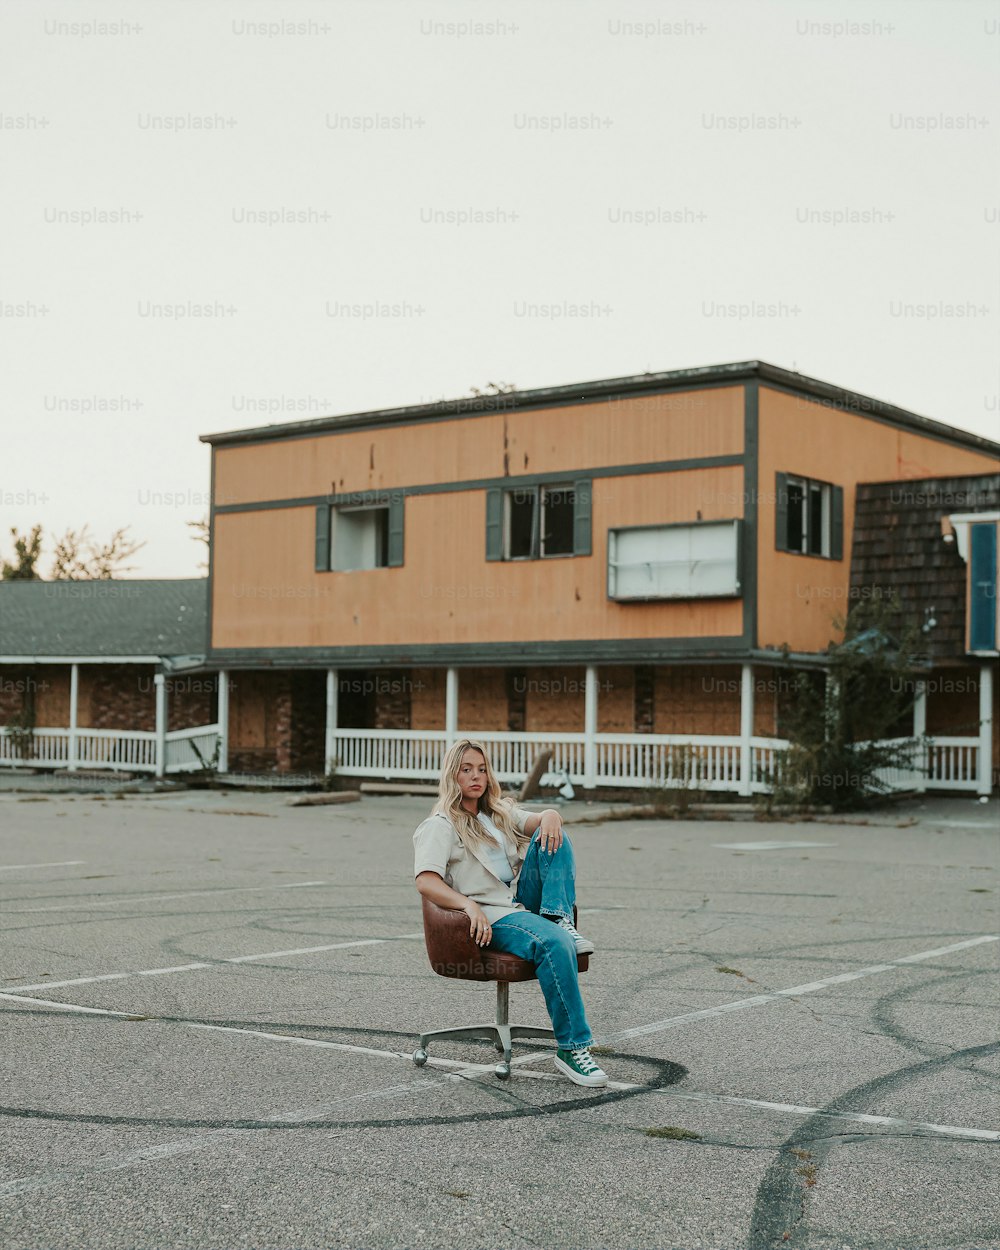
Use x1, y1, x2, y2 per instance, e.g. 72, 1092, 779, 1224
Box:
413, 803, 534, 923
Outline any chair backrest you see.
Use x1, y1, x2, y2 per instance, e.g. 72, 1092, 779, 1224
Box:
420, 895, 502, 981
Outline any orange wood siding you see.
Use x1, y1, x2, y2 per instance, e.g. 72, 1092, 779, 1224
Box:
210, 462, 746, 649
213, 386, 745, 507
756, 387, 999, 653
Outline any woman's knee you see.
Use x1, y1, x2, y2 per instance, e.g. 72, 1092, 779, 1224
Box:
538, 924, 576, 963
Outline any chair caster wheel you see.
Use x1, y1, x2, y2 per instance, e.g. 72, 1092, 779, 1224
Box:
413, 1048, 428, 1067
495, 1062, 510, 1080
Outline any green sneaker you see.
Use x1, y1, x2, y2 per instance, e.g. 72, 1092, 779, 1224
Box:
554, 1047, 608, 1087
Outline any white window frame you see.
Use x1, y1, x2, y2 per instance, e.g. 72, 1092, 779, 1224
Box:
503, 482, 576, 560
786, 475, 832, 557
607, 519, 741, 601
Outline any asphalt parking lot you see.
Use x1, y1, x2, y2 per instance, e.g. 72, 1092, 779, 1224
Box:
0, 789, 998, 1250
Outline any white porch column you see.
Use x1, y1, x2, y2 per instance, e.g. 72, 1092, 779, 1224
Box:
445, 667, 459, 745
912, 678, 927, 794
978, 663, 993, 796
324, 668, 338, 775
67, 663, 79, 772
738, 663, 754, 797
216, 670, 230, 775
583, 664, 598, 790
154, 673, 167, 779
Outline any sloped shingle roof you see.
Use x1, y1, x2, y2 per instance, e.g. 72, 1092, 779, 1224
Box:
849, 473, 999, 661
0, 578, 207, 659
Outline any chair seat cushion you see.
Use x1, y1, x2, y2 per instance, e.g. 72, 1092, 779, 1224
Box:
421, 896, 589, 982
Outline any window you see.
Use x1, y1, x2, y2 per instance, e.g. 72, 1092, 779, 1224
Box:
607, 520, 742, 601
486, 479, 591, 561
776, 473, 843, 559
314, 497, 404, 571
332, 506, 389, 571
949, 513, 1000, 654
968, 520, 999, 652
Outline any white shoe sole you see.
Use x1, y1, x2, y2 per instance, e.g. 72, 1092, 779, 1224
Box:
574, 938, 595, 955
554, 1055, 608, 1087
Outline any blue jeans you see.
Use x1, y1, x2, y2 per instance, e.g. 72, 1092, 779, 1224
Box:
488, 830, 594, 1050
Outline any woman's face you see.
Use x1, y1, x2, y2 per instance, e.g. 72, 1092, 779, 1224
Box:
456, 747, 489, 805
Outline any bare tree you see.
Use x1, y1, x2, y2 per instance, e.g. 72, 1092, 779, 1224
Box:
50, 525, 146, 580
187, 516, 209, 573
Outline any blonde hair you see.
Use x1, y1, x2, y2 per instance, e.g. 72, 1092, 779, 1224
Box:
432, 739, 534, 854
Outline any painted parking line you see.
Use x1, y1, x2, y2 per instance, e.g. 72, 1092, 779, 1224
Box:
927, 820, 997, 829
712, 841, 837, 851
1, 934, 998, 1205
647, 1089, 1000, 1141
0, 1068, 457, 1201
506, 934, 1000, 1065
0, 932, 425, 995
1, 1010, 998, 1204
2, 880, 327, 915
0, 861, 86, 872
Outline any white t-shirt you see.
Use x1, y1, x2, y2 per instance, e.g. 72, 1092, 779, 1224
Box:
476, 812, 515, 885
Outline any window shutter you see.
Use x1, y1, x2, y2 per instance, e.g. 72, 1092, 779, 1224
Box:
969, 521, 998, 651
315, 503, 331, 571
573, 477, 592, 556
830, 485, 844, 560
485, 488, 503, 561
775, 473, 789, 551
387, 496, 405, 567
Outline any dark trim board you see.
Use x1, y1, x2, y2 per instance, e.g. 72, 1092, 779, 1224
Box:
204, 635, 757, 669
742, 380, 759, 650
206, 450, 216, 659
213, 454, 746, 516
201, 360, 1000, 459
194, 645, 831, 673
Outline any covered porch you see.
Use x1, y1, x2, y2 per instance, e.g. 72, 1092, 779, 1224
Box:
206, 660, 994, 796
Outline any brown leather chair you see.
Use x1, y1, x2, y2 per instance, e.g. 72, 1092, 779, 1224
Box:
413, 897, 590, 1079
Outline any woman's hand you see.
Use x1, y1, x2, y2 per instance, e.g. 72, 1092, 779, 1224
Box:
537, 812, 564, 854
463, 900, 492, 947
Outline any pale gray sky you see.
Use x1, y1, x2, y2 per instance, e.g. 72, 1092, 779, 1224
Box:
2, 0, 997, 578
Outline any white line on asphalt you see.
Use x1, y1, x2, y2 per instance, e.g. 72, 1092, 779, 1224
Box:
1, 1013, 998, 1204
505, 934, 1000, 1066
0, 932, 425, 995
712, 841, 837, 851
2, 881, 327, 914
0, 861, 86, 872
927, 821, 997, 829
599, 933, 1000, 1044
0, 993, 137, 1016
4, 986, 998, 1147
1, 930, 998, 1204
0, 1070, 453, 1201
645, 1089, 1000, 1141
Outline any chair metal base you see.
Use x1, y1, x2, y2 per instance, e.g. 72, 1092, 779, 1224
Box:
413, 981, 554, 1078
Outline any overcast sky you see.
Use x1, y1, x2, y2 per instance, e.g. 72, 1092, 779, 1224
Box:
2, 0, 997, 579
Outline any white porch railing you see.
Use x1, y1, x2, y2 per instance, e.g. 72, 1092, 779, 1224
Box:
328, 728, 790, 794
163, 724, 221, 773
0, 724, 220, 775
1, 724, 986, 793
872, 735, 983, 793
328, 728, 989, 795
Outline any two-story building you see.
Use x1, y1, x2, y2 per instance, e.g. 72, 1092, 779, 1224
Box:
199, 360, 1000, 795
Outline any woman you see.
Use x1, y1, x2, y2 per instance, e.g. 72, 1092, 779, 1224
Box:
413, 738, 608, 1087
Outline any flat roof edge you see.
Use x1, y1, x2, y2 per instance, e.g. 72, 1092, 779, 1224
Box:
199, 360, 1000, 456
